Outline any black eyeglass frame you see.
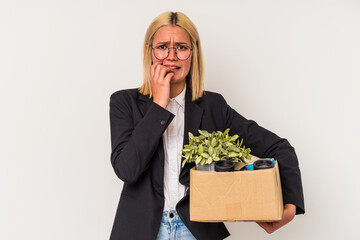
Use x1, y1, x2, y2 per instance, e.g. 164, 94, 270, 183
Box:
151, 45, 193, 61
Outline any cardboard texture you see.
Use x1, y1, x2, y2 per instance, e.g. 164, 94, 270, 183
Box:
190, 161, 283, 222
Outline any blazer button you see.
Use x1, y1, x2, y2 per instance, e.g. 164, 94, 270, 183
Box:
160, 120, 166, 125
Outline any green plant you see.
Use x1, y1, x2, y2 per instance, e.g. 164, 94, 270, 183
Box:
181, 128, 252, 168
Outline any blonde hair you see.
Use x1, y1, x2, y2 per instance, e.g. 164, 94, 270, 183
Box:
139, 11, 204, 101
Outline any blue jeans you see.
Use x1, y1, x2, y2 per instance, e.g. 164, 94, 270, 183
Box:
156, 210, 197, 240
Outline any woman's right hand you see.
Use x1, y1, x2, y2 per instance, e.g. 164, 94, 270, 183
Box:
150, 62, 174, 109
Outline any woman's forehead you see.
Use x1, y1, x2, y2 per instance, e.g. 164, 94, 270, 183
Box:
153, 26, 190, 44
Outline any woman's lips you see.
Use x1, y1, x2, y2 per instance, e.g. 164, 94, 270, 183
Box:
168, 66, 180, 73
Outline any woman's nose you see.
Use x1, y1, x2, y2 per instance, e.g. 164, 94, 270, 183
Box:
166, 47, 177, 60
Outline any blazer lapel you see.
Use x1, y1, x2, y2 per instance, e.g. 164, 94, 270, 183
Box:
179, 87, 204, 184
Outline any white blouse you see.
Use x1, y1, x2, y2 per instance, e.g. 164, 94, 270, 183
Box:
162, 85, 186, 211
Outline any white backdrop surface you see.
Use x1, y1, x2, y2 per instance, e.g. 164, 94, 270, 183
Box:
1, 0, 360, 239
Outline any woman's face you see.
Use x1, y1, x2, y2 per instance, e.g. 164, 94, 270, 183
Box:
151, 25, 192, 85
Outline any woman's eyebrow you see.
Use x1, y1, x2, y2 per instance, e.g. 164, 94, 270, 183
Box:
154, 41, 190, 45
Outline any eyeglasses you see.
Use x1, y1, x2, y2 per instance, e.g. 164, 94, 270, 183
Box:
151, 45, 192, 60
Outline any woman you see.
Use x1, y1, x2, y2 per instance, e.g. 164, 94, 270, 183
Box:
109, 11, 304, 240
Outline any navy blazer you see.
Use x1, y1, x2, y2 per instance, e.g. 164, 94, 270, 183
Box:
109, 87, 305, 240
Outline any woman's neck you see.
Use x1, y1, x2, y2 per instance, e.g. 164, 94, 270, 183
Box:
170, 81, 186, 98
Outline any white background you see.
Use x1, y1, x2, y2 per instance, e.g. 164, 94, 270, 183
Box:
1, 0, 359, 239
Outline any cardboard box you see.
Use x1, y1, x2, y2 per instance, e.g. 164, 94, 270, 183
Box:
190, 161, 283, 222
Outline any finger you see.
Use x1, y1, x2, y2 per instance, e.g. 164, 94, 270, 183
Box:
283, 205, 296, 222
269, 221, 282, 231
256, 222, 275, 234
151, 62, 160, 82
164, 71, 174, 83
159, 66, 172, 82
256, 222, 270, 230
256, 222, 266, 229
151, 62, 161, 80
153, 63, 164, 83
150, 64, 155, 80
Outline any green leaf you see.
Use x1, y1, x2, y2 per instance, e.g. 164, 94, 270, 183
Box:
198, 144, 204, 154
230, 135, 239, 142
212, 148, 217, 158
199, 130, 209, 137
182, 160, 187, 168
224, 128, 230, 136
228, 152, 239, 158
233, 146, 240, 152
211, 138, 217, 147
189, 132, 194, 140
208, 146, 214, 155
201, 152, 210, 158
195, 156, 202, 164
206, 157, 213, 164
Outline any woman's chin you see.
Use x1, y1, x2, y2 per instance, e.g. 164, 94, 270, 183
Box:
170, 76, 186, 84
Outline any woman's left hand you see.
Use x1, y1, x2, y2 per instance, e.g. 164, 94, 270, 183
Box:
256, 203, 296, 234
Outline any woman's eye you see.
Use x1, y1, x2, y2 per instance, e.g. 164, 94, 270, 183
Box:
156, 45, 167, 50
178, 45, 188, 50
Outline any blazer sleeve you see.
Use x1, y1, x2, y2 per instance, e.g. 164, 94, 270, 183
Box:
219, 95, 305, 214
109, 90, 174, 184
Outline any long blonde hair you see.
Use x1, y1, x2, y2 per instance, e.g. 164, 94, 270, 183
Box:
139, 11, 204, 101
